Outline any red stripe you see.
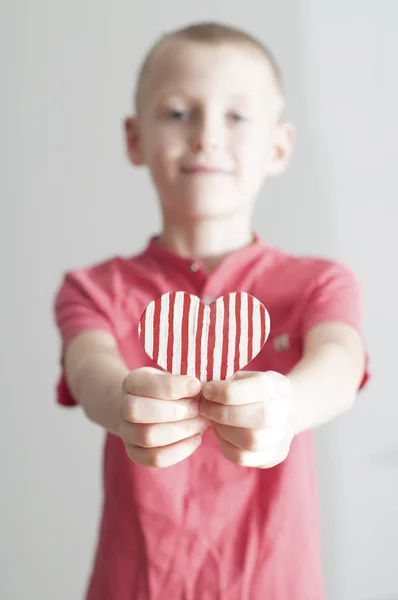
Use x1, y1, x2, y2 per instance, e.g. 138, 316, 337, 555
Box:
139, 313, 146, 348
166, 293, 175, 373
207, 302, 217, 381
195, 302, 204, 380
260, 305, 265, 347
180, 293, 190, 375
220, 296, 229, 380
234, 293, 241, 373
247, 294, 253, 362
152, 298, 161, 364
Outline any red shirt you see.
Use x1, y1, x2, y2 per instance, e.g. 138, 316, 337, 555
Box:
54, 234, 369, 600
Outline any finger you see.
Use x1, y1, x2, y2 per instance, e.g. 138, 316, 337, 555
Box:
122, 396, 200, 424
218, 437, 290, 468
125, 434, 203, 468
120, 417, 209, 448
212, 423, 283, 453
202, 371, 289, 405
200, 398, 268, 428
123, 367, 201, 400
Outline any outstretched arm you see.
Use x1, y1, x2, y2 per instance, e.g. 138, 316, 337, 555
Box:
288, 321, 366, 434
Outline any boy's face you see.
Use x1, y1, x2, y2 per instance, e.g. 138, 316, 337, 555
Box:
126, 40, 294, 220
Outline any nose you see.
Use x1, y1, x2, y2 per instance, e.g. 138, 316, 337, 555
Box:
190, 113, 221, 153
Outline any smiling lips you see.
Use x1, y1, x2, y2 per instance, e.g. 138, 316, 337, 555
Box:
181, 164, 231, 175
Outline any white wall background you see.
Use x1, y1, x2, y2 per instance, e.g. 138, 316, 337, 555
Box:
1, 1, 397, 599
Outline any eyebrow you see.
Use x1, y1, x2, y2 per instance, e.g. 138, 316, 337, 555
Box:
153, 89, 259, 106
152, 88, 194, 102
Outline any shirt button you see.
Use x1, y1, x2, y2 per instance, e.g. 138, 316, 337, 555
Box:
188, 261, 199, 272
203, 297, 213, 305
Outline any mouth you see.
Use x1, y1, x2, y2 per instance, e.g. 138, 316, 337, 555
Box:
181, 165, 230, 175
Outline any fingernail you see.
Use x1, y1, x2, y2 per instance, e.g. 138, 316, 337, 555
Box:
187, 379, 201, 395
203, 382, 214, 399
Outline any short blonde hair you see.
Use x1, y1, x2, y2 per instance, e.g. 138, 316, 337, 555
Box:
134, 21, 284, 110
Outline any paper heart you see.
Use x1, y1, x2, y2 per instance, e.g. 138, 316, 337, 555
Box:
138, 291, 270, 382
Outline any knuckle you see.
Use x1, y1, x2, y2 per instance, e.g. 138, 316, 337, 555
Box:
124, 367, 154, 396
149, 449, 167, 469
140, 425, 156, 448
170, 405, 181, 421
158, 375, 175, 398
126, 397, 141, 423
256, 403, 268, 428
172, 401, 190, 421
261, 444, 290, 469
259, 458, 273, 469
118, 419, 129, 441
258, 371, 274, 393
223, 405, 232, 424
266, 370, 291, 394
224, 381, 239, 404
119, 395, 128, 420
283, 376, 294, 395
246, 430, 264, 452
122, 371, 134, 394
213, 403, 228, 423
188, 400, 200, 418
171, 375, 189, 399
162, 377, 175, 399
233, 449, 248, 466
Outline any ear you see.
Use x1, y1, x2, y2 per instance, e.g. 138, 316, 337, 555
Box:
124, 116, 145, 166
268, 122, 296, 176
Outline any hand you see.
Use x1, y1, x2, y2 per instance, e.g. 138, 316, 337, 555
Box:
200, 371, 297, 468
119, 367, 207, 468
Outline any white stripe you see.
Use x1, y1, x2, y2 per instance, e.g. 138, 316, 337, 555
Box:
264, 309, 271, 344
252, 300, 261, 358
187, 296, 199, 377
144, 300, 154, 359
212, 298, 224, 380
239, 292, 248, 370
200, 306, 210, 382
157, 293, 169, 370
172, 292, 184, 375
226, 293, 236, 378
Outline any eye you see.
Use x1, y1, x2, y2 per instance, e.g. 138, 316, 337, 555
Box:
168, 109, 188, 120
229, 112, 245, 123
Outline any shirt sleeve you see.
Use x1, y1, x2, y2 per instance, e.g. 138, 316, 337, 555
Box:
53, 268, 116, 407
300, 261, 370, 391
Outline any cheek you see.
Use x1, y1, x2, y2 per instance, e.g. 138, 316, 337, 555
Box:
237, 141, 268, 181
234, 130, 268, 164
151, 130, 185, 166
141, 122, 176, 160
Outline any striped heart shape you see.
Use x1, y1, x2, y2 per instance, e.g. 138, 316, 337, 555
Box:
138, 291, 270, 382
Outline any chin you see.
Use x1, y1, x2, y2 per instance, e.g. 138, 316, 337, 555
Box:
159, 183, 247, 219
169, 201, 241, 221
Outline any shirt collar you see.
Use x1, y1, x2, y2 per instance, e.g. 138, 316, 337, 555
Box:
142, 232, 270, 274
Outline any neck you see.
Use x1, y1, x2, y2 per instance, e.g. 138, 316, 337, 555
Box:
159, 212, 254, 272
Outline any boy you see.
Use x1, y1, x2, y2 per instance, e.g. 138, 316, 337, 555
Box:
54, 21, 369, 600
